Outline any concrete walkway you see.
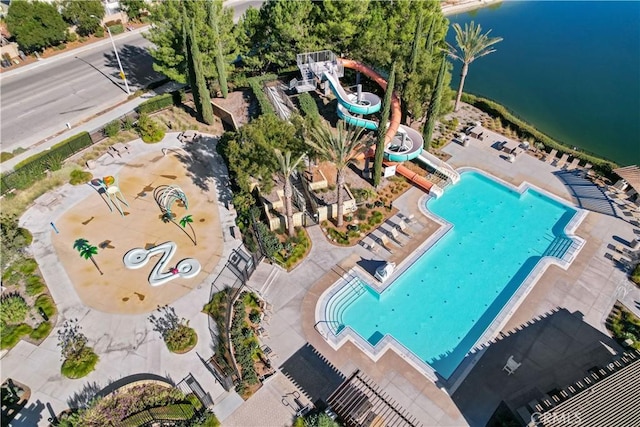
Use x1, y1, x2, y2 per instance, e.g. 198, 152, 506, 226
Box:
1, 133, 246, 426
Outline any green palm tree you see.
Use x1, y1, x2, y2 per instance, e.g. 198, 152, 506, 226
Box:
73, 238, 103, 275
274, 149, 306, 237
179, 214, 197, 246
306, 122, 368, 227
449, 21, 503, 111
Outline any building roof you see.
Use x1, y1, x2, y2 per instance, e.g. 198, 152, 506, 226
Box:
539, 349, 640, 427
327, 370, 422, 427
613, 165, 640, 193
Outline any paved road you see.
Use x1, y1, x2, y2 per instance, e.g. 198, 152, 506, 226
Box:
0, 0, 265, 155
0, 32, 159, 153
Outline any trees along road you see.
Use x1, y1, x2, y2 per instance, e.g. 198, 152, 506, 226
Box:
0, 0, 265, 154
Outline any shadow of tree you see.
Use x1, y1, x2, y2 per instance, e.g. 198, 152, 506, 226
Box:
169, 136, 233, 207
102, 44, 164, 90
66, 381, 102, 409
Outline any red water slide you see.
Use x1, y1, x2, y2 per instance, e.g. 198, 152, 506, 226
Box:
339, 59, 433, 193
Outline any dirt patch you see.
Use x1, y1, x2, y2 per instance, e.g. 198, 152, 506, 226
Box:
152, 105, 224, 135
211, 90, 256, 128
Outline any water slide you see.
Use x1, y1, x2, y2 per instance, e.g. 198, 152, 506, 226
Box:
324, 59, 454, 194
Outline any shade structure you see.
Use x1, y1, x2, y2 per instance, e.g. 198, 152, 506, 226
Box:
613, 165, 640, 193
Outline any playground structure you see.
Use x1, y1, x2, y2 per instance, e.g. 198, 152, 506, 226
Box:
123, 241, 201, 287
90, 175, 130, 216
295, 50, 460, 197
154, 185, 189, 219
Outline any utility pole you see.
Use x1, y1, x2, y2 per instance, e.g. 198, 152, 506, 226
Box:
106, 25, 130, 95
91, 14, 130, 95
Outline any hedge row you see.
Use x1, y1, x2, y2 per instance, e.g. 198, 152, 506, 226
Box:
247, 74, 277, 116
461, 93, 618, 177
136, 92, 180, 114
298, 92, 320, 123
1, 132, 93, 194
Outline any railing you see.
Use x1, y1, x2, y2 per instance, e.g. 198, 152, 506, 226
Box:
418, 150, 460, 184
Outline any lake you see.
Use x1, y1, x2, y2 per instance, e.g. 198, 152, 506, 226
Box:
447, 1, 640, 165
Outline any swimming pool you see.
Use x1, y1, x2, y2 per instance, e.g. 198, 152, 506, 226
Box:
317, 170, 585, 380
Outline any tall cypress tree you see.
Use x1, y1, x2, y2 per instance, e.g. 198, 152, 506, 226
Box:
408, 13, 424, 76
207, 0, 228, 98
182, 4, 201, 120
424, 17, 436, 57
423, 54, 447, 150
191, 20, 215, 124
373, 63, 396, 187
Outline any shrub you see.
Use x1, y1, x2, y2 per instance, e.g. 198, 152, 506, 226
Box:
69, 169, 93, 185
122, 115, 135, 130
136, 93, 178, 114
632, 264, 640, 285
30, 321, 52, 340
254, 221, 282, 258
95, 26, 104, 38
25, 275, 45, 296
298, 92, 320, 123
1, 152, 15, 163
0, 293, 29, 325
249, 309, 261, 324
35, 294, 56, 318
55, 44, 67, 51
66, 31, 78, 43
165, 324, 197, 353
61, 346, 99, 379
0, 324, 32, 349
107, 24, 124, 35
247, 75, 277, 116
16, 258, 37, 274
137, 114, 165, 143
103, 120, 121, 137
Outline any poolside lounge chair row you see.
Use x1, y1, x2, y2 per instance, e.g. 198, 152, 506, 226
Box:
359, 213, 416, 254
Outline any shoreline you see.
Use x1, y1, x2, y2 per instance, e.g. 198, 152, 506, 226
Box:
442, 0, 503, 17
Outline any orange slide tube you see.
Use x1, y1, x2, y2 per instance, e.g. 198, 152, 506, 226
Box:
338, 59, 401, 146
339, 59, 433, 193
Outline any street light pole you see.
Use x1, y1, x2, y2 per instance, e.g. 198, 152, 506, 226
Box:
106, 25, 130, 95
90, 15, 131, 95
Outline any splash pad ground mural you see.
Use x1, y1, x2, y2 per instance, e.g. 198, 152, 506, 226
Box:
51, 152, 223, 314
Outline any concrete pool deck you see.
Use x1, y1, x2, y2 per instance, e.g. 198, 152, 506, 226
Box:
245, 138, 640, 426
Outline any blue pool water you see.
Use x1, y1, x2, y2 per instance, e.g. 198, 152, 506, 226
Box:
335, 171, 578, 378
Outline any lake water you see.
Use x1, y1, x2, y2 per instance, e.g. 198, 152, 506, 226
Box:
447, 1, 640, 165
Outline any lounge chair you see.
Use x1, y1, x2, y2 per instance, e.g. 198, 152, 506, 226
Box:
565, 157, 581, 170
554, 153, 569, 168
381, 223, 399, 239
503, 355, 522, 375
360, 236, 378, 252
544, 149, 558, 163
611, 252, 632, 268
580, 162, 594, 178
393, 219, 408, 232
371, 231, 392, 252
